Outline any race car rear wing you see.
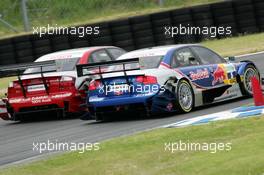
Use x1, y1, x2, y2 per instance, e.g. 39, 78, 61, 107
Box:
76, 58, 140, 77
76, 58, 140, 88
0, 60, 56, 77
0, 60, 57, 97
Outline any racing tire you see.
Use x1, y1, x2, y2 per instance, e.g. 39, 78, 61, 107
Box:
132, 22, 152, 31
175, 79, 194, 113
15, 41, 32, 50
213, 8, 234, 17
152, 19, 171, 27
240, 65, 260, 97
112, 33, 133, 41
134, 30, 153, 38
71, 40, 89, 48
172, 15, 192, 23
32, 39, 50, 47
171, 8, 190, 16
0, 44, 14, 53
131, 15, 150, 24
34, 46, 52, 55
111, 26, 131, 35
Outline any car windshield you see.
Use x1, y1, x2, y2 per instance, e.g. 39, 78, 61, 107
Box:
75, 56, 164, 76
114, 56, 163, 70
24, 58, 80, 74
138, 56, 163, 69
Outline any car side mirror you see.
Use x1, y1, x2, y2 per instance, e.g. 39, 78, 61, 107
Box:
228, 56, 235, 62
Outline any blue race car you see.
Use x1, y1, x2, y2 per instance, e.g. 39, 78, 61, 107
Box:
76, 44, 260, 120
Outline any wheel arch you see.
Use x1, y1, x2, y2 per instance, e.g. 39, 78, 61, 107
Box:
236, 60, 260, 83
165, 76, 193, 93
237, 60, 259, 76
174, 76, 195, 99
175, 77, 195, 112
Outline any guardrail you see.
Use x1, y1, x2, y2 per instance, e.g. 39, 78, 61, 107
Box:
0, 0, 263, 65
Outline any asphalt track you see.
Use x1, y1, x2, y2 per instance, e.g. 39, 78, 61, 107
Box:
0, 52, 263, 167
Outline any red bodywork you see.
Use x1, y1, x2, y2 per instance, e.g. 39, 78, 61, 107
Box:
7, 76, 84, 118
1, 47, 112, 120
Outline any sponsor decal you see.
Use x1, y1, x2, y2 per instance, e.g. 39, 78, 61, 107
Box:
32, 96, 50, 104
9, 98, 31, 103
27, 84, 45, 92
212, 65, 226, 85
9, 93, 72, 104
190, 68, 209, 81
212, 64, 236, 85
51, 93, 72, 99
89, 96, 104, 102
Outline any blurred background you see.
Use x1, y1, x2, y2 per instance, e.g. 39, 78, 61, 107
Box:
0, 0, 218, 38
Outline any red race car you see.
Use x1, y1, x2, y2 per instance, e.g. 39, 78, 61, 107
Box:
0, 46, 126, 121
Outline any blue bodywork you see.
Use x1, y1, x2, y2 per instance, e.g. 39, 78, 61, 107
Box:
86, 46, 256, 117
87, 75, 163, 115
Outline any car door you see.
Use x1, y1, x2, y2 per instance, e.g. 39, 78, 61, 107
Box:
191, 46, 237, 87
171, 47, 213, 89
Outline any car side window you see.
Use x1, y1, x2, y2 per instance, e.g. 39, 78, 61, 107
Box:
107, 48, 126, 59
89, 50, 112, 63
171, 48, 200, 67
192, 46, 224, 64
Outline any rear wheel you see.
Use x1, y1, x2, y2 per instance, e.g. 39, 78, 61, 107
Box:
175, 79, 194, 113
240, 65, 260, 96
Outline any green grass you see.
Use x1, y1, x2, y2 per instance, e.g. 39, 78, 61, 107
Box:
0, 77, 15, 98
0, 77, 16, 90
1, 116, 264, 175
202, 33, 264, 57
0, 0, 220, 38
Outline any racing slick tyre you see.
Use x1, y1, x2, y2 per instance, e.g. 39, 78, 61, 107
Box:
240, 65, 260, 97
175, 79, 194, 113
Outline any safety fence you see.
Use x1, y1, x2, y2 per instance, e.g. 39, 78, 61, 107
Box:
0, 0, 263, 64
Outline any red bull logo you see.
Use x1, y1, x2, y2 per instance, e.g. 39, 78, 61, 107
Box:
212, 65, 227, 85
190, 68, 209, 81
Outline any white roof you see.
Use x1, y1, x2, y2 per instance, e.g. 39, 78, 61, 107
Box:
118, 44, 199, 60
35, 46, 112, 62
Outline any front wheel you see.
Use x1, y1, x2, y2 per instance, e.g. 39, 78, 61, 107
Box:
240, 65, 260, 96
175, 79, 194, 113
